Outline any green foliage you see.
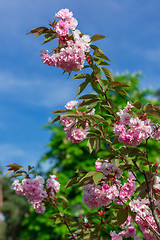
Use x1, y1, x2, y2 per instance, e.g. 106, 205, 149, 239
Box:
1, 174, 29, 240
20, 73, 160, 239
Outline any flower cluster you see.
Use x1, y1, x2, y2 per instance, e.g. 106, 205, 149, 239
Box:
83, 159, 160, 239
83, 160, 122, 209
113, 102, 160, 147
110, 198, 158, 240
60, 100, 92, 143
12, 175, 60, 214
41, 9, 91, 73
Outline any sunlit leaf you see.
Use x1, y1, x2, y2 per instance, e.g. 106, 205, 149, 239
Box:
93, 172, 103, 185
101, 67, 114, 82
87, 138, 96, 153
91, 34, 106, 42
51, 115, 60, 124
73, 74, 90, 79
110, 81, 129, 87
65, 177, 79, 188
76, 79, 90, 96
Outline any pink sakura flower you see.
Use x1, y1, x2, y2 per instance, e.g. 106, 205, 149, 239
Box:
105, 185, 119, 200
66, 17, 78, 30
114, 102, 158, 147
153, 176, 160, 191
55, 20, 69, 37
128, 172, 136, 182
73, 29, 81, 40
129, 117, 144, 130
121, 215, 132, 229
60, 116, 75, 130
129, 198, 150, 217
135, 214, 157, 239
110, 231, 122, 240
95, 159, 102, 171
113, 123, 126, 136
116, 180, 136, 204
13, 176, 48, 214
120, 113, 131, 125
41, 50, 57, 67
125, 226, 136, 238
134, 234, 142, 240
55, 8, 73, 19
143, 231, 157, 240
83, 182, 119, 209
12, 179, 24, 195
41, 29, 90, 73
66, 127, 87, 143
46, 175, 60, 194
124, 101, 133, 112
102, 184, 110, 192
150, 124, 160, 140
100, 161, 121, 179
12, 175, 60, 214
82, 183, 103, 209
65, 100, 78, 110
101, 161, 115, 175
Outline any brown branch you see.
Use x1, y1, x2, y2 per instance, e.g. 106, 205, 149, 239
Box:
52, 202, 76, 240
114, 180, 160, 239
143, 171, 160, 233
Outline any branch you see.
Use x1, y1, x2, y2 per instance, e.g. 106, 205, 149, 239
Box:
143, 171, 160, 233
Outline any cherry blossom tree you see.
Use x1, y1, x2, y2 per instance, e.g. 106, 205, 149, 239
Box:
6, 8, 160, 240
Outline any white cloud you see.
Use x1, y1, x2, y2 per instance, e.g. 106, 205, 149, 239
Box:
141, 48, 160, 63
0, 143, 25, 171
0, 143, 44, 173
0, 71, 79, 108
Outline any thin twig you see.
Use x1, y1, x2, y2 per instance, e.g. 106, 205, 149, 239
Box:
52, 202, 76, 240
143, 171, 160, 233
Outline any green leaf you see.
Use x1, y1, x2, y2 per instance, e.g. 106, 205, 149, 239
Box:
51, 115, 60, 124
92, 114, 106, 121
93, 172, 103, 185
133, 102, 142, 109
113, 87, 129, 97
73, 74, 90, 79
76, 79, 90, 96
100, 105, 113, 114
61, 113, 79, 118
55, 216, 61, 224
91, 45, 110, 62
58, 196, 68, 210
95, 138, 101, 152
78, 99, 98, 108
79, 94, 99, 100
148, 110, 160, 119
65, 177, 78, 188
52, 109, 69, 113
144, 103, 153, 111
75, 168, 88, 174
43, 33, 58, 44
5, 163, 25, 175
28, 165, 34, 171
117, 208, 128, 226
93, 57, 109, 66
110, 81, 129, 87
101, 67, 114, 82
91, 34, 106, 42
87, 138, 96, 153
9, 173, 23, 178
27, 27, 51, 35
79, 171, 97, 183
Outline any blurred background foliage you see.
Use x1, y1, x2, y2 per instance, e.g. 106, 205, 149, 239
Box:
1, 73, 159, 239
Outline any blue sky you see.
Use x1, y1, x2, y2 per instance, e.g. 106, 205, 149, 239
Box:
0, 0, 160, 172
